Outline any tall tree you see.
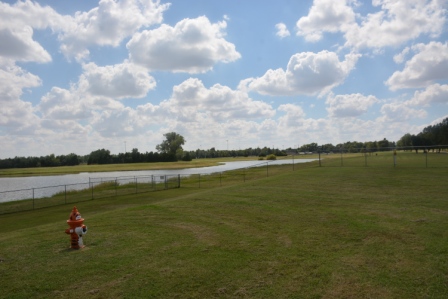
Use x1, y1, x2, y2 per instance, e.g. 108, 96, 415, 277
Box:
88, 149, 112, 164
377, 138, 390, 150
397, 133, 413, 149
156, 132, 186, 161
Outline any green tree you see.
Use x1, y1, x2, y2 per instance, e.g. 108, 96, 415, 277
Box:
410, 135, 425, 153
88, 149, 112, 164
131, 148, 141, 163
181, 151, 192, 161
397, 133, 413, 149
298, 143, 318, 152
156, 132, 186, 161
60, 153, 80, 166
377, 138, 390, 151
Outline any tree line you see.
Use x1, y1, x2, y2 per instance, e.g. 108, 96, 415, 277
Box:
0, 153, 81, 169
297, 138, 396, 154
0, 149, 188, 169
397, 117, 448, 153
87, 148, 184, 164
0, 132, 188, 169
1, 118, 446, 169
186, 147, 288, 159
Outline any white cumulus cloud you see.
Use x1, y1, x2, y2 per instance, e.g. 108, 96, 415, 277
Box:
295, 0, 446, 51
379, 102, 427, 122
79, 62, 156, 99
0, 58, 41, 102
127, 16, 241, 73
393, 47, 410, 64
344, 0, 446, 50
0, 99, 38, 133
59, 0, 169, 61
242, 51, 360, 96
386, 42, 448, 90
0, 0, 68, 63
170, 78, 275, 121
296, 0, 356, 42
326, 93, 378, 118
409, 84, 448, 106
0, 26, 51, 63
275, 23, 290, 38
38, 87, 95, 120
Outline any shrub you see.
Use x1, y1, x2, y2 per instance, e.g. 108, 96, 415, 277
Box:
266, 154, 276, 160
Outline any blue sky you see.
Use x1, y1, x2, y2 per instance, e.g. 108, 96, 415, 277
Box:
1, 0, 447, 158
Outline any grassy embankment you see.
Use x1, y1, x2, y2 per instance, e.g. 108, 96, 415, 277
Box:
0, 152, 447, 298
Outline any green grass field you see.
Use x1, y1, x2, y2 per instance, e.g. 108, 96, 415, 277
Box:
0, 154, 447, 298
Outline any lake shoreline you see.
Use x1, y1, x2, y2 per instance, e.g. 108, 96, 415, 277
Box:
0, 155, 318, 178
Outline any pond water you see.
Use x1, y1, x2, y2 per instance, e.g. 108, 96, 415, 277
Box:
0, 159, 316, 202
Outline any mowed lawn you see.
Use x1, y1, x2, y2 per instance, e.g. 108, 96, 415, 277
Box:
1, 162, 447, 298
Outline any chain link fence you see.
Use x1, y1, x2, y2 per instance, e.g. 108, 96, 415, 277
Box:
1, 147, 447, 215
317, 146, 448, 168
0, 160, 304, 214
178, 159, 306, 190
0, 174, 180, 215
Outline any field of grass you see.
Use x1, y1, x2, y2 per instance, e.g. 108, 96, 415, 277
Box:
1, 154, 447, 298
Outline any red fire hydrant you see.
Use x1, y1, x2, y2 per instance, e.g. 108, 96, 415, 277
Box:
65, 206, 87, 249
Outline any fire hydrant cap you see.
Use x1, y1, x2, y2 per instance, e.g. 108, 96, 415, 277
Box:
67, 206, 84, 225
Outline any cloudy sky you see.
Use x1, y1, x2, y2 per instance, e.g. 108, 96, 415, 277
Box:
1, 0, 447, 158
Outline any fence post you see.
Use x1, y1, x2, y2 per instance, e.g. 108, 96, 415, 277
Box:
91, 183, 94, 199
65, 185, 67, 204
319, 151, 321, 167
135, 176, 137, 194
165, 176, 167, 189
393, 149, 397, 167
266, 162, 269, 177
198, 174, 201, 188
341, 148, 343, 167
178, 174, 181, 188
32, 188, 35, 210
364, 152, 367, 167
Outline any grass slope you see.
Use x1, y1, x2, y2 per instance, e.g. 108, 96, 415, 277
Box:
1, 163, 447, 298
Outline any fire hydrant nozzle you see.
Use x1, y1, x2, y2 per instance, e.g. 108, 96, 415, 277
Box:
65, 206, 87, 249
